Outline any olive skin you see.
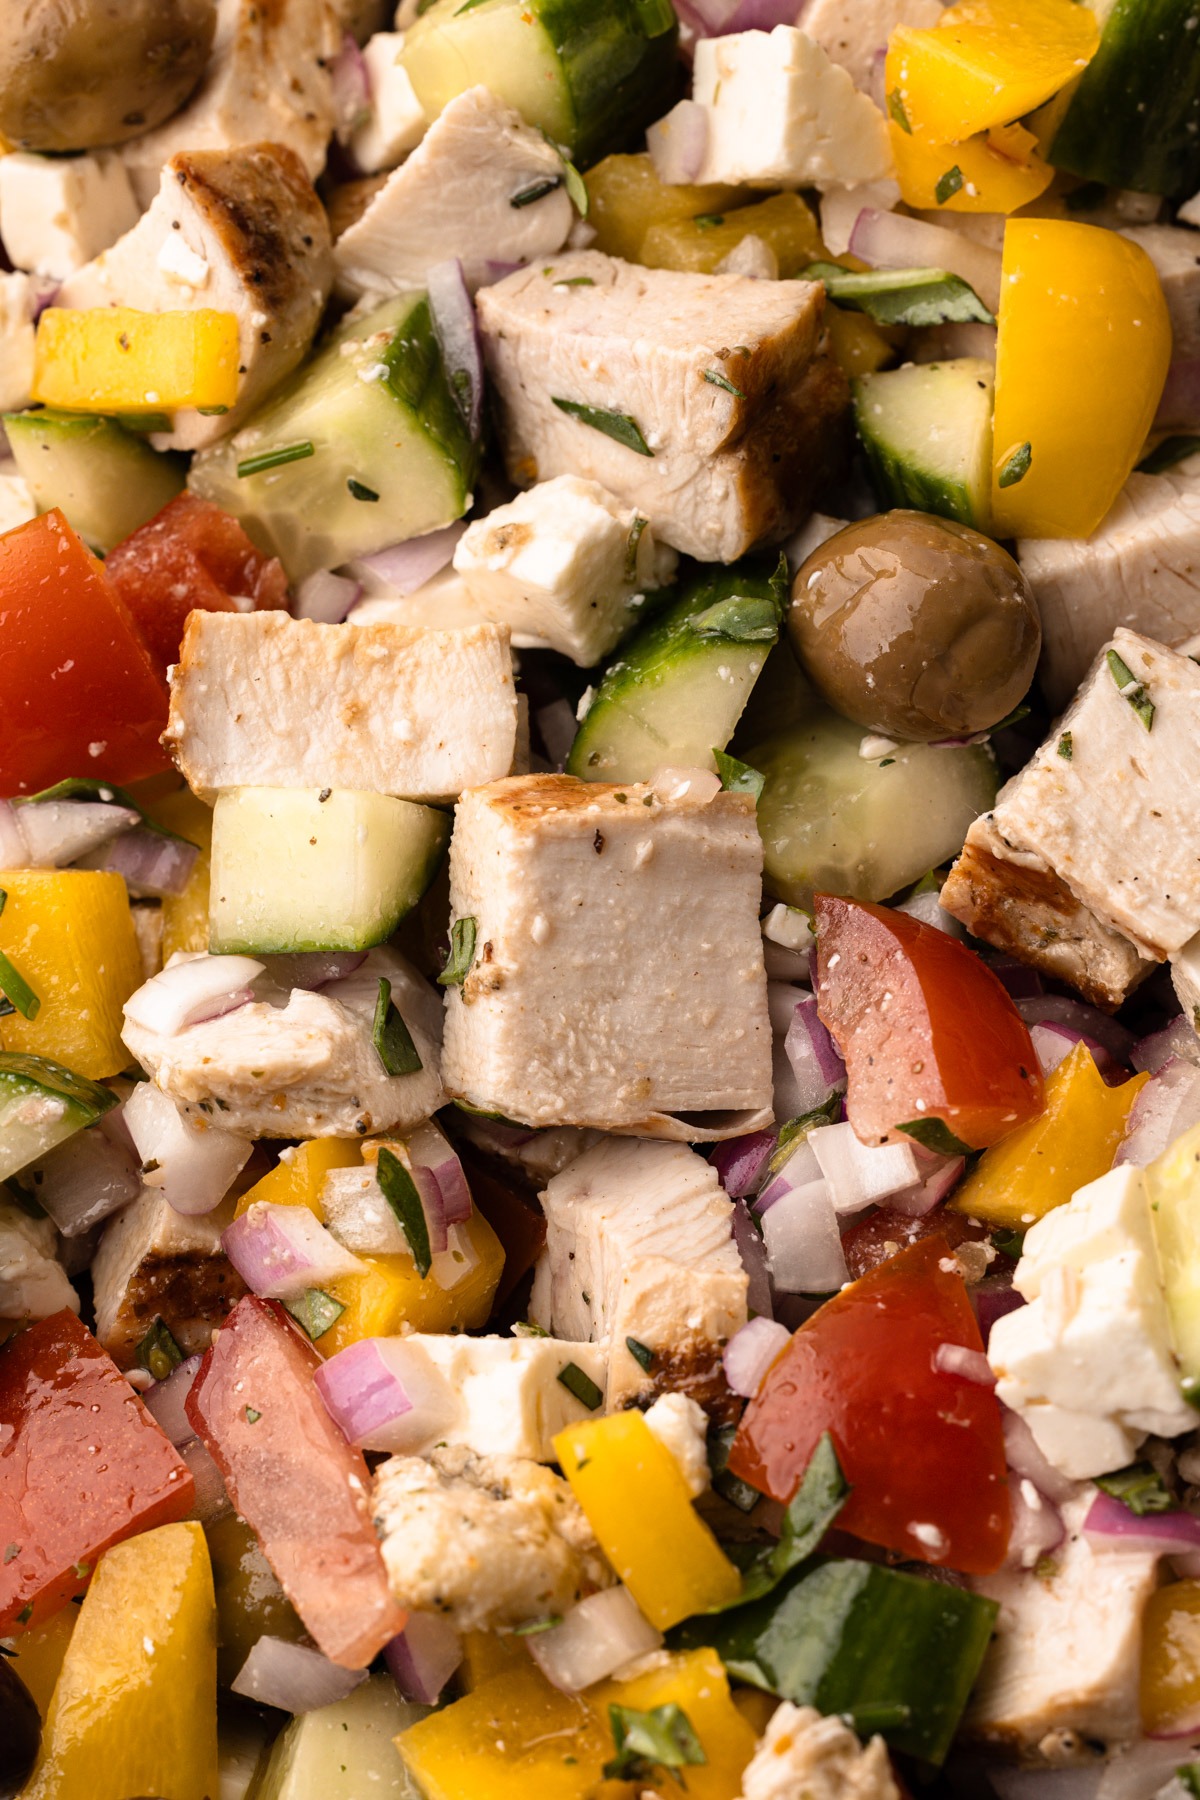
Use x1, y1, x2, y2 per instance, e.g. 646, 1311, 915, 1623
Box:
788, 510, 1041, 742
0, 0, 217, 152
0, 1657, 41, 1799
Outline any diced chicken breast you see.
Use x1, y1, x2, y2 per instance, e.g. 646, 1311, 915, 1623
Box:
452, 475, 678, 665
476, 251, 849, 563
801, 0, 943, 92
372, 1443, 609, 1631
334, 86, 572, 298
164, 611, 519, 803
350, 31, 427, 175
91, 1188, 245, 1369
537, 1137, 749, 1408
58, 145, 333, 452
1120, 226, 1200, 364
737, 1703, 899, 1800
1174, 931, 1200, 1033
967, 1493, 1158, 1759
0, 151, 139, 280
0, 1196, 77, 1322
440, 774, 772, 1137
1019, 460, 1200, 709
120, 0, 340, 206
0, 273, 37, 414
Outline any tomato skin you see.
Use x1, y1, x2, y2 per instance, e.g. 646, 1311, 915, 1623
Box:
841, 1204, 986, 1282
106, 493, 289, 674
0, 1310, 194, 1634
185, 1295, 406, 1670
727, 1236, 1011, 1575
0, 510, 170, 797
814, 894, 1043, 1150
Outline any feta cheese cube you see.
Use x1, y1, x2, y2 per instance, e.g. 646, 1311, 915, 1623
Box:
452, 476, 678, 666
1173, 930, 1200, 1035
351, 32, 427, 175
414, 1334, 608, 1461
0, 151, 139, 280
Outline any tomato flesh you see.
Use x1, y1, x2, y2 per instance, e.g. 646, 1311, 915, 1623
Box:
0, 1310, 194, 1633
841, 1204, 987, 1282
0, 509, 170, 797
728, 1237, 1011, 1574
106, 493, 289, 675
185, 1295, 406, 1669
814, 894, 1043, 1150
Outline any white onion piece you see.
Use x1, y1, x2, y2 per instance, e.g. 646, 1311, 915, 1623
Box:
1002, 1408, 1076, 1506
314, 1336, 456, 1452
888, 1152, 965, 1219
180, 1434, 231, 1524
731, 1199, 773, 1319
1133, 1015, 1200, 1074
783, 997, 846, 1116
761, 1176, 848, 1294
723, 1316, 791, 1397
0, 799, 27, 865
895, 889, 965, 937
646, 99, 711, 185
407, 1120, 473, 1226
123, 1081, 253, 1217
427, 258, 483, 438
932, 1342, 995, 1385
1030, 1021, 1083, 1079
649, 765, 722, 805
349, 520, 467, 597
232, 1637, 367, 1713
528, 1586, 663, 1693
848, 207, 1003, 315
755, 1135, 821, 1215
143, 1354, 204, 1445
385, 1612, 464, 1704
18, 800, 139, 867
293, 569, 362, 623
715, 233, 777, 280
223, 1201, 364, 1300
1116, 1058, 1200, 1167
79, 827, 199, 897
27, 1127, 141, 1235
124, 952, 265, 1037
808, 1120, 918, 1216
1004, 1476, 1064, 1572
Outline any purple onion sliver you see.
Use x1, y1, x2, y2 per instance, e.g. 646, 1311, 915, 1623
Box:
143, 1355, 205, 1446
330, 30, 370, 145
974, 1280, 1024, 1347
427, 258, 483, 438
313, 1338, 415, 1444
1083, 1489, 1200, 1554
1156, 358, 1200, 428
385, 1612, 463, 1705
988, 958, 1045, 1000
91, 826, 199, 897
711, 1129, 777, 1199
293, 568, 362, 623
410, 1161, 450, 1255
1016, 995, 1135, 1064
731, 1199, 773, 1320
1133, 1013, 1200, 1075
354, 521, 467, 596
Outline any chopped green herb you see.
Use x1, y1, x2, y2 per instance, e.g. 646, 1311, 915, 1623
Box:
896, 1117, 972, 1157
879, 757, 896, 768
887, 90, 913, 133
1095, 1461, 1175, 1516
377, 1146, 432, 1279
347, 477, 380, 502
692, 212, 725, 228
625, 1336, 655, 1372
0, 951, 38, 1021
136, 1316, 184, 1383
1106, 648, 1155, 731
551, 275, 596, 288
988, 703, 1030, 734
708, 1426, 761, 1513
72, 1561, 90, 1579
712, 748, 765, 801
511, 1614, 564, 1636
770, 1095, 843, 1173
514, 1319, 550, 1338
633, 0, 676, 35
1057, 731, 1073, 760
561, 158, 589, 216
604, 1703, 707, 1783
16, 1603, 33, 1625
438, 915, 478, 987
624, 514, 648, 583
3, 1543, 19, 1564
551, 397, 654, 457
285, 1287, 346, 1341
997, 441, 1032, 488
688, 594, 779, 643
991, 1227, 1025, 1261
245, 1407, 261, 1424
1178, 1764, 1200, 1799
703, 368, 747, 399
454, 0, 491, 13
236, 440, 315, 478
799, 261, 993, 328
1138, 434, 1200, 476
510, 176, 564, 209
718, 1434, 849, 1610
196, 404, 230, 417
935, 165, 964, 205
557, 1362, 604, 1411
372, 977, 423, 1076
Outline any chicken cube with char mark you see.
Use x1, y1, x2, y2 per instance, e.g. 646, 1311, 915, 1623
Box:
91, 1187, 246, 1370
440, 774, 772, 1138
476, 251, 849, 564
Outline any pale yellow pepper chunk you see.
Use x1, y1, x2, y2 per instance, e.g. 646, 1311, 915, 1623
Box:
584, 153, 748, 264
951, 1042, 1147, 1229
0, 869, 143, 1079
594, 1649, 758, 1800
888, 119, 1054, 215
146, 786, 212, 961
33, 307, 240, 414
319, 1208, 506, 1352
1141, 1580, 1200, 1737
24, 1521, 218, 1800
458, 1628, 530, 1692
554, 1412, 742, 1629
234, 1138, 362, 1221
396, 1665, 612, 1800
6, 1605, 75, 1720
641, 193, 823, 279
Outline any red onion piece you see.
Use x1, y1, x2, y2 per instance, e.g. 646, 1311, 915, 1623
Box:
784, 996, 847, 1115
223, 1202, 364, 1300
179, 1434, 231, 1524
1133, 1014, 1200, 1074
232, 1636, 368, 1712
81, 825, 199, 897
331, 31, 370, 146
385, 1612, 463, 1705
809, 1120, 919, 1216
646, 100, 711, 184
27, 1127, 141, 1235
723, 1315, 791, 1396
1004, 1474, 1065, 1571
755, 1135, 821, 1216
527, 1587, 663, 1693
1116, 1057, 1200, 1167
1084, 1489, 1200, 1554
1156, 358, 1200, 428
848, 207, 1003, 315
760, 1176, 848, 1294
144, 1354, 204, 1446
293, 569, 363, 624
30, 276, 60, 321
260, 951, 367, 991
974, 1278, 1024, 1346
888, 1153, 965, 1218
677, 0, 797, 32
351, 521, 466, 597
1002, 1408, 1076, 1506
1030, 1021, 1117, 1082
313, 1336, 456, 1452
17, 798, 138, 867
731, 1199, 773, 1319
427, 258, 483, 439
932, 1341, 995, 1385
124, 953, 265, 1037
0, 800, 26, 865
711, 1129, 777, 1199
987, 958, 1046, 1000
123, 1080, 252, 1217
1015, 996, 1135, 1065
406, 1120, 472, 1226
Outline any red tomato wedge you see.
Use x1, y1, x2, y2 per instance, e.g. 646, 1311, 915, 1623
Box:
814, 894, 1043, 1151
841, 1205, 986, 1282
0, 1310, 194, 1633
0, 509, 171, 797
106, 493, 289, 675
185, 1295, 406, 1669
728, 1237, 1011, 1575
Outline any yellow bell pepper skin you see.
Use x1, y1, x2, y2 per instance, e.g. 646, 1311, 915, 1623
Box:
396, 1666, 612, 1800
1141, 1580, 1200, 1736
7, 1605, 75, 1719
595, 1649, 758, 1800
33, 307, 240, 414
584, 153, 747, 264
234, 1139, 362, 1221
889, 119, 1054, 214
24, 1521, 218, 1800
887, 0, 1098, 143
825, 306, 900, 379
320, 1208, 505, 1353
991, 219, 1172, 537
0, 869, 143, 1078
554, 1412, 742, 1629
950, 1042, 1146, 1229
459, 1628, 530, 1691
147, 786, 213, 961
641, 193, 823, 278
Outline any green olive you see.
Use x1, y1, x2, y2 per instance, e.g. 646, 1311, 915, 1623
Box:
205, 1511, 306, 1688
788, 510, 1041, 742
0, 0, 217, 153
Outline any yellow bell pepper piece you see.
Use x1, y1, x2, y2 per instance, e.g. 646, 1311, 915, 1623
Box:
1141, 1580, 1200, 1736
0, 868, 142, 1079
641, 193, 824, 278
584, 154, 748, 264
459, 1628, 530, 1691
554, 1412, 742, 1629
825, 306, 900, 379
234, 1138, 362, 1221
887, 0, 1098, 143
320, 1207, 505, 1353
397, 1665, 612, 1800
594, 1649, 757, 1800
146, 786, 213, 961
33, 307, 240, 415
7, 1604, 75, 1720
889, 119, 1054, 215
990, 219, 1172, 537
950, 1042, 1147, 1229
24, 1521, 218, 1800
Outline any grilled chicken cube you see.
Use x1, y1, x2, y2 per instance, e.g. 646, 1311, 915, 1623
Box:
0, 151, 139, 281
801, 0, 943, 92
736, 1704, 899, 1800
334, 86, 573, 298
91, 1188, 245, 1369
58, 145, 333, 452
475, 251, 849, 563
0, 1196, 78, 1322
163, 611, 519, 804
1121, 226, 1200, 365
1174, 931, 1200, 1034
440, 774, 772, 1136
535, 1137, 749, 1408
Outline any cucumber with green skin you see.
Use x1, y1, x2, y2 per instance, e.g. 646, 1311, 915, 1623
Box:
4, 410, 185, 553
566, 557, 787, 785
188, 294, 479, 583
853, 358, 994, 532
401, 0, 679, 166
253, 1672, 428, 1800
0, 1051, 117, 1184
1049, 0, 1200, 198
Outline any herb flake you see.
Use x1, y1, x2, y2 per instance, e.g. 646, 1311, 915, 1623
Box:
604, 1703, 707, 1783
236, 440, 314, 478
716, 1433, 849, 1610
136, 1316, 184, 1383
0, 951, 39, 1021
347, 477, 380, 502
557, 1361, 604, 1410
1057, 731, 1073, 760
625, 1336, 654, 1372
438, 915, 478, 987
897, 1117, 972, 1156
688, 594, 780, 643
1107, 648, 1155, 731
703, 368, 746, 399
561, 158, 589, 216
372, 977, 423, 1076
245, 1406, 261, 1424
997, 441, 1032, 488
713, 748, 765, 801
1095, 1461, 1175, 1516
887, 90, 913, 133
285, 1287, 346, 1341
551, 397, 654, 457
510, 175, 563, 210
935, 165, 964, 205
799, 261, 993, 328
377, 1146, 432, 1279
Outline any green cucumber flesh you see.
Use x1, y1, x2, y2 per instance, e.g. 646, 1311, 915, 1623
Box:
253, 1673, 428, 1800
188, 294, 478, 583
853, 358, 994, 532
566, 558, 786, 785
0, 1051, 117, 1184
208, 788, 450, 955
4, 409, 185, 553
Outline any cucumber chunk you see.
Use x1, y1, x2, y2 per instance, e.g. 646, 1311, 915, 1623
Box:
208, 788, 450, 955
567, 558, 787, 784
0, 1051, 117, 1184
744, 704, 997, 908
253, 1672, 428, 1800
401, 0, 678, 165
189, 294, 479, 582
853, 359, 994, 531
4, 409, 185, 553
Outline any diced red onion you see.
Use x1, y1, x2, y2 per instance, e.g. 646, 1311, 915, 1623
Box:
649, 765, 722, 805
1004, 1474, 1065, 1571
1016, 996, 1135, 1064
848, 208, 1003, 316
527, 1586, 663, 1693
331, 32, 370, 145
223, 1202, 364, 1300
1084, 1489, 1200, 1555
124, 953, 265, 1037
646, 100, 711, 185
760, 1176, 848, 1294
80, 826, 199, 897
809, 1120, 918, 1216
975, 1278, 1024, 1346
17, 798, 139, 867
784, 996, 847, 1115
406, 1120, 472, 1227
232, 1636, 368, 1712
755, 1134, 821, 1216
1156, 359, 1200, 428
427, 259, 483, 439
987, 958, 1045, 1000
711, 1129, 777, 1200
144, 1354, 204, 1446
676, 0, 798, 33
731, 1199, 773, 1319
179, 1433, 231, 1524
1117, 1057, 1200, 1167
888, 1153, 965, 1218
0, 799, 26, 865
478, 260, 523, 286
27, 1126, 141, 1235
123, 1081, 252, 1217
895, 890, 964, 937
314, 1336, 456, 1452
1030, 1021, 1116, 1082
723, 1316, 791, 1396
260, 951, 367, 991
932, 1341, 995, 1385
293, 569, 362, 624
1134, 1015, 1200, 1074
385, 1612, 463, 1704
865, 44, 888, 110
1002, 1407, 1076, 1506
352, 521, 466, 596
